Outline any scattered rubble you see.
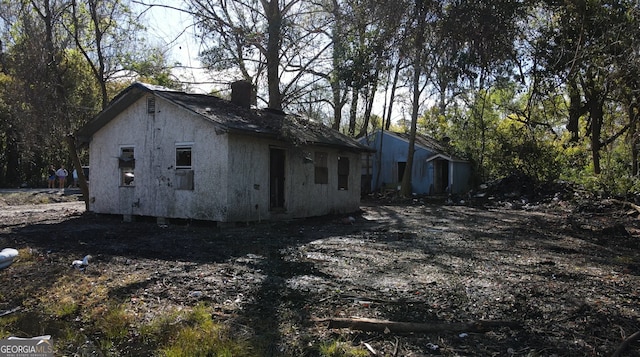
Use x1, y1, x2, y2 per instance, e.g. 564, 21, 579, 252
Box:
0, 191, 639, 356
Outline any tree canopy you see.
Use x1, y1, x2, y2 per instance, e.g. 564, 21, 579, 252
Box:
0, 0, 639, 196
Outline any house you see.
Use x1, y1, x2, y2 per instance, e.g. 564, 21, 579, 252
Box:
358, 130, 471, 195
76, 82, 374, 223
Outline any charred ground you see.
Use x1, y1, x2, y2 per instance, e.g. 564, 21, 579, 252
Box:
0, 187, 639, 356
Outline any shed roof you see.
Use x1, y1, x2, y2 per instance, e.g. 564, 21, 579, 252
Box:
364, 130, 468, 162
77, 82, 374, 153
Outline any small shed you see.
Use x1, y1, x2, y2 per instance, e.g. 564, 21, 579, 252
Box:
77, 82, 374, 223
359, 130, 471, 195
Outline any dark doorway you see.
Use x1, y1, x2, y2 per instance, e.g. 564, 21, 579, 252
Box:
433, 159, 449, 194
270, 148, 286, 210
397, 162, 406, 183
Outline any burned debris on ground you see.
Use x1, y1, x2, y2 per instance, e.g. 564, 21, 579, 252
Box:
0, 189, 639, 356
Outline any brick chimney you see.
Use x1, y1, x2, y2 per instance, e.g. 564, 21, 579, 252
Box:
231, 80, 254, 109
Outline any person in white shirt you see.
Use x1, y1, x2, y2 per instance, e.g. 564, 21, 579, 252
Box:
56, 165, 68, 189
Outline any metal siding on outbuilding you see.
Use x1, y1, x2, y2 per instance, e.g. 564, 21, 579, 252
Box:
358, 130, 471, 195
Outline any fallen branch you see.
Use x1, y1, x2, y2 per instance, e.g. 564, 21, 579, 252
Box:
612, 330, 640, 357
609, 199, 640, 215
392, 337, 399, 357
363, 342, 376, 355
0, 307, 21, 317
315, 317, 521, 334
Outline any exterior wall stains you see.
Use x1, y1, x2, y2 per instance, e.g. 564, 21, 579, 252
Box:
88, 93, 363, 222
89, 94, 230, 221
226, 135, 362, 222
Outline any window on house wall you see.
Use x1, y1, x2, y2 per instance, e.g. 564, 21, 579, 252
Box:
176, 146, 192, 169
314, 152, 328, 184
175, 145, 194, 190
338, 156, 349, 190
119, 147, 135, 186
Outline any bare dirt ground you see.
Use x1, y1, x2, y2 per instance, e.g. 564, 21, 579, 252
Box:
0, 189, 639, 356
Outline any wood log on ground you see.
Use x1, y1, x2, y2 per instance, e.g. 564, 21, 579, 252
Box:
612, 330, 640, 357
610, 199, 640, 215
314, 317, 521, 334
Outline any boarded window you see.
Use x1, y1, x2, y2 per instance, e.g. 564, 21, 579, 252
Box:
314, 152, 328, 184
338, 156, 349, 190
175, 145, 193, 190
120, 147, 135, 186
175, 169, 194, 190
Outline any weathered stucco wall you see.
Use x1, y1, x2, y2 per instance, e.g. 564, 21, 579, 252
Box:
226, 135, 362, 222
88, 94, 363, 222
89, 94, 230, 221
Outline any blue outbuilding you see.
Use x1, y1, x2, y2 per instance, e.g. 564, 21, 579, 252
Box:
359, 130, 471, 195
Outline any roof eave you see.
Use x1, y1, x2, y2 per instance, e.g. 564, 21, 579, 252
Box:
226, 127, 375, 153
76, 85, 149, 143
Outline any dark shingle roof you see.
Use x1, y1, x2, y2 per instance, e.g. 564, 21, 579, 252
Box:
77, 82, 374, 153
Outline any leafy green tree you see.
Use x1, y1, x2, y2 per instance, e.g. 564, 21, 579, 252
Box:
535, 0, 640, 175
66, 0, 147, 108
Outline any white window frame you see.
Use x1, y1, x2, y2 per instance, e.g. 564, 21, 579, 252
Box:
175, 142, 194, 190
175, 142, 194, 169
119, 146, 135, 186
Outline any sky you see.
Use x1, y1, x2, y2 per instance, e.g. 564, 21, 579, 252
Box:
137, 1, 406, 122
140, 1, 215, 93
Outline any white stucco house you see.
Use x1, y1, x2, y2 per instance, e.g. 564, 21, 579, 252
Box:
76, 82, 374, 223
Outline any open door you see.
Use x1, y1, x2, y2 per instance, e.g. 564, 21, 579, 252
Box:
270, 148, 286, 210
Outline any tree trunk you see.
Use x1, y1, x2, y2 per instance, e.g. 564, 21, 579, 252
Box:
400, 0, 426, 198
567, 80, 585, 142
331, 83, 345, 130
5, 128, 20, 186
264, 0, 282, 110
630, 103, 639, 176
385, 57, 402, 130
400, 64, 420, 197
66, 135, 90, 210
348, 88, 358, 136
589, 99, 603, 175
88, 0, 108, 109
330, 0, 345, 130
374, 128, 385, 192
357, 75, 378, 138
316, 317, 521, 334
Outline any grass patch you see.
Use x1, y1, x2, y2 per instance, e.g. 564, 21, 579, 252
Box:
140, 303, 253, 357
35, 275, 106, 318
17, 248, 34, 262
1, 192, 52, 205
0, 315, 19, 339
0, 191, 81, 206
94, 303, 133, 340
319, 339, 369, 357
